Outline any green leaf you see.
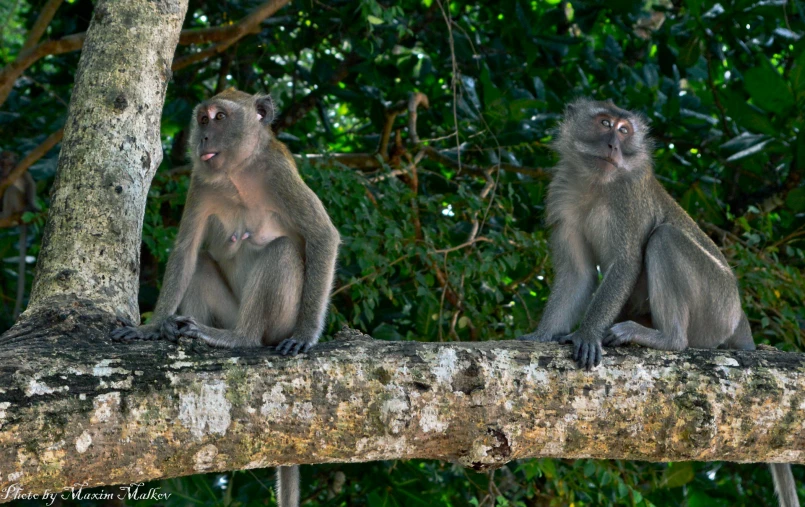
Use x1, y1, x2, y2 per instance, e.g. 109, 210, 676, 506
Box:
680, 184, 724, 224
720, 89, 776, 136
786, 188, 805, 213
677, 36, 701, 68
660, 462, 694, 488
725, 139, 772, 162
743, 59, 795, 114
367, 15, 383, 25
790, 49, 805, 92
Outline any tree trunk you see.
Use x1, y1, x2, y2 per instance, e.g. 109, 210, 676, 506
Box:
1, 327, 803, 501
26, 0, 188, 322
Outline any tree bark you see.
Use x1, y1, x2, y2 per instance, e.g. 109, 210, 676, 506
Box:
26, 0, 188, 322
1, 323, 803, 501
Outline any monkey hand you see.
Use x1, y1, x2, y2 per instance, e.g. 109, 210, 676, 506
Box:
275, 338, 314, 356
110, 317, 162, 342
157, 315, 206, 343
110, 314, 203, 343
559, 330, 603, 370
517, 331, 563, 342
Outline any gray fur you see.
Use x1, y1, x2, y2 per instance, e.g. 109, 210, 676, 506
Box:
519, 98, 798, 506
277, 466, 300, 507
771, 463, 801, 507
519, 98, 748, 366
111, 89, 340, 506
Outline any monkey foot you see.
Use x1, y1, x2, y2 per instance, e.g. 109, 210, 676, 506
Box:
276, 339, 313, 356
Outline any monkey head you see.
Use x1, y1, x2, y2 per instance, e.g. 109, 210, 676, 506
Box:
555, 98, 653, 180
188, 88, 276, 171
0, 151, 18, 178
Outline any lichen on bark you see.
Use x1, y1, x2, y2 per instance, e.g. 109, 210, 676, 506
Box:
27, 0, 189, 320
1, 324, 803, 502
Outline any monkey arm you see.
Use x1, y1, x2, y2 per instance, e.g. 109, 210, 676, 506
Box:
578, 256, 642, 333
520, 229, 597, 341
562, 251, 643, 369
22, 173, 39, 211
151, 195, 209, 321
112, 189, 211, 343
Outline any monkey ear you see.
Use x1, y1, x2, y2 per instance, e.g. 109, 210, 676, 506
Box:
255, 95, 275, 125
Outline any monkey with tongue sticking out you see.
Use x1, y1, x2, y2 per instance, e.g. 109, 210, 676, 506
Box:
518, 98, 798, 507
113, 88, 341, 507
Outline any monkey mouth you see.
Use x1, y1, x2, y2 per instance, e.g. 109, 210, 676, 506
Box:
201, 152, 217, 162
596, 156, 619, 169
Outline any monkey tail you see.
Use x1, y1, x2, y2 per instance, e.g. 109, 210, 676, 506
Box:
13, 224, 27, 319
276, 465, 300, 507
770, 463, 800, 507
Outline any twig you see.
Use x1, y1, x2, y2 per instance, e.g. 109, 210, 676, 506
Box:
407, 92, 429, 146
331, 254, 413, 297
378, 100, 408, 159
436, 0, 462, 173
702, 42, 731, 135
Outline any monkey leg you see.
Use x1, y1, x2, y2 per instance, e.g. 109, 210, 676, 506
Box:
177, 238, 306, 351
234, 236, 304, 347
605, 224, 743, 351
178, 252, 239, 329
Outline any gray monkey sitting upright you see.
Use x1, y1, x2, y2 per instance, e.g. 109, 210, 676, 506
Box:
519, 98, 798, 507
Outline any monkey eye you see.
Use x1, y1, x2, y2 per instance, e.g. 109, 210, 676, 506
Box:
200, 115, 209, 125
619, 126, 629, 134
601, 119, 611, 128
215, 112, 226, 121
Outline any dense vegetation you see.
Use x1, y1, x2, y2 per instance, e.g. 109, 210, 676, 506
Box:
2, 0, 803, 505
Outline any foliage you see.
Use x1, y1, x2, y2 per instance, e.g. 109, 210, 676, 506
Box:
2, 0, 805, 505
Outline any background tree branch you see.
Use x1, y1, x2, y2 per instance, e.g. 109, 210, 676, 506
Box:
0, 0, 291, 108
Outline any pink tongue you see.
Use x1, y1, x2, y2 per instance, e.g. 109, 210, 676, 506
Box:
201, 153, 216, 161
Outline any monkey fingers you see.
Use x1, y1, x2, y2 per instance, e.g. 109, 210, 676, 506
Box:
559, 333, 602, 370
159, 315, 204, 342
111, 312, 146, 342
275, 339, 313, 356
110, 326, 143, 342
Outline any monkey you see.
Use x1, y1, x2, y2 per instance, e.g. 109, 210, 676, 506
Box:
0, 151, 39, 319
111, 89, 341, 507
518, 98, 799, 507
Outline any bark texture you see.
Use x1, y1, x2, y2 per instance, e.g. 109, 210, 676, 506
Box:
28, 0, 188, 320
1, 317, 803, 502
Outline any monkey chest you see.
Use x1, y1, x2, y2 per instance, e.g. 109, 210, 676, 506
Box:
579, 205, 617, 266
206, 208, 293, 260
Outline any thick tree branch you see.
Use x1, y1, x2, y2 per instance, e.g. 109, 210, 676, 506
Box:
0, 32, 86, 106
0, 0, 291, 108
177, 0, 289, 46
1, 309, 803, 502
